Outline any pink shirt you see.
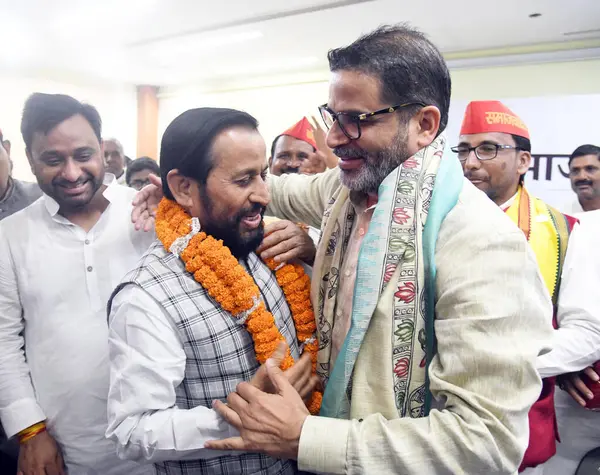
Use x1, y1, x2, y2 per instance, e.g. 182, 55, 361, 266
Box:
329, 193, 377, 368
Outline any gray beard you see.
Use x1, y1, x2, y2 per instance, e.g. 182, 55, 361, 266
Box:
338, 129, 411, 194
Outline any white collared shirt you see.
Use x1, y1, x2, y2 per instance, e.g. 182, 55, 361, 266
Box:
0, 174, 155, 474
499, 192, 518, 212
537, 210, 600, 377
561, 197, 585, 216
106, 285, 240, 463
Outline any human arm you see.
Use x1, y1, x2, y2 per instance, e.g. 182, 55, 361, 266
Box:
296, 222, 552, 474
207, 197, 553, 474
266, 167, 341, 229
105, 284, 239, 463
0, 225, 64, 474
537, 221, 600, 378
0, 227, 47, 436
132, 170, 341, 232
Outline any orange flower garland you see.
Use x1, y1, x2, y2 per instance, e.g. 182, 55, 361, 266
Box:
155, 198, 322, 414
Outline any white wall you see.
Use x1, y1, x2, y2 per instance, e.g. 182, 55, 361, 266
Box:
0, 75, 137, 181
159, 80, 330, 159
160, 59, 600, 147
159, 59, 600, 209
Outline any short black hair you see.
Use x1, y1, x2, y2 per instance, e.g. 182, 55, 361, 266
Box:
21, 93, 102, 151
160, 107, 259, 200
327, 24, 451, 134
270, 135, 283, 159
511, 134, 531, 185
126, 156, 160, 186
569, 144, 600, 166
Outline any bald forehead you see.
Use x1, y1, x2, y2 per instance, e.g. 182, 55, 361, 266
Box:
104, 139, 123, 153
274, 135, 314, 156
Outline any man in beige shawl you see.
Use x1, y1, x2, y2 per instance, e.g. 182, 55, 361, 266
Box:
134, 25, 553, 475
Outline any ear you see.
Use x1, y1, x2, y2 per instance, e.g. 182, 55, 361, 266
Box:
412, 105, 442, 151
166, 169, 195, 209
3, 140, 11, 156
517, 151, 532, 176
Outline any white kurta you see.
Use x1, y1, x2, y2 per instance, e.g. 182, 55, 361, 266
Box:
560, 197, 584, 216
0, 174, 155, 475
542, 210, 600, 475
106, 285, 239, 463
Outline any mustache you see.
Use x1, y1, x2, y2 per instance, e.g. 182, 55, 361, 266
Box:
52, 174, 92, 188
575, 180, 593, 187
334, 147, 367, 159
236, 204, 265, 221
464, 172, 489, 182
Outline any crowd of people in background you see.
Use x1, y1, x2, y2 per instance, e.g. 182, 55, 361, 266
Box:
0, 22, 599, 475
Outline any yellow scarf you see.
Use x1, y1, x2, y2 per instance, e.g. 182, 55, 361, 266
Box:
505, 186, 570, 302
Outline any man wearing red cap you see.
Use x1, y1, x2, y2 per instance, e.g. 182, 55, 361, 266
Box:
268, 118, 329, 247
453, 100, 600, 474
269, 117, 328, 176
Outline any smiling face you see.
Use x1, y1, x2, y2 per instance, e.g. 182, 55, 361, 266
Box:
27, 114, 105, 213
192, 126, 270, 258
325, 70, 417, 194
459, 132, 530, 206
569, 154, 600, 202
270, 135, 315, 175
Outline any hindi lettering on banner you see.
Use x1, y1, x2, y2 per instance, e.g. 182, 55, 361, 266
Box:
447, 95, 600, 211
525, 155, 572, 209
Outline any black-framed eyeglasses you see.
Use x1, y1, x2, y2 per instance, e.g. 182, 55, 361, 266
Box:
318, 102, 426, 140
451, 143, 521, 162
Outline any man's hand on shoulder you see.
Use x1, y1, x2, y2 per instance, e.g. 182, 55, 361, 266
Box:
18, 430, 65, 475
131, 173, 162, 232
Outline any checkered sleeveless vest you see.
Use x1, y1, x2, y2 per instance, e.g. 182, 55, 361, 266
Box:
109, 241, 299, 475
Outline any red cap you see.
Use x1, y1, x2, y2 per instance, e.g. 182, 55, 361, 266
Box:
460, 101, 529, 140
281, 117, 317, 149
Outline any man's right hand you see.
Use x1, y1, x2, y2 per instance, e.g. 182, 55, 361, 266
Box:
131, 173, 163, 232
250, 341, 320, 402
18, 430, 65, 475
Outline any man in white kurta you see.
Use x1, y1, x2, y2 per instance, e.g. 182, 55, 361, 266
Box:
541, 209, 600, 474
0, 93, 154, 474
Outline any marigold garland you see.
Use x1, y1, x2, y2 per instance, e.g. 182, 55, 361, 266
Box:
155, 198, 322, 414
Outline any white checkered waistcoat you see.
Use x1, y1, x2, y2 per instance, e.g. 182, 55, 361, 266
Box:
109, 241, 300, 475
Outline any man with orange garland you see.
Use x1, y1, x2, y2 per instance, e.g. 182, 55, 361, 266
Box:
106, 107, 319, 475
131, 25, 552, 475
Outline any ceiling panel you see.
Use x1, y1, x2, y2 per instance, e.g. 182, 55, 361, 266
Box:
0, 0, 598, 86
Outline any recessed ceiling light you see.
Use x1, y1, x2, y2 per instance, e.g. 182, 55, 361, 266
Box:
529, 13, 542, 18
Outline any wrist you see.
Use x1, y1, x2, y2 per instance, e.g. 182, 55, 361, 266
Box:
17, 421, 47, 444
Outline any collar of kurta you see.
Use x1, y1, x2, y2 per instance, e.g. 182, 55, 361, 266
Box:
43, 172, 118, 218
